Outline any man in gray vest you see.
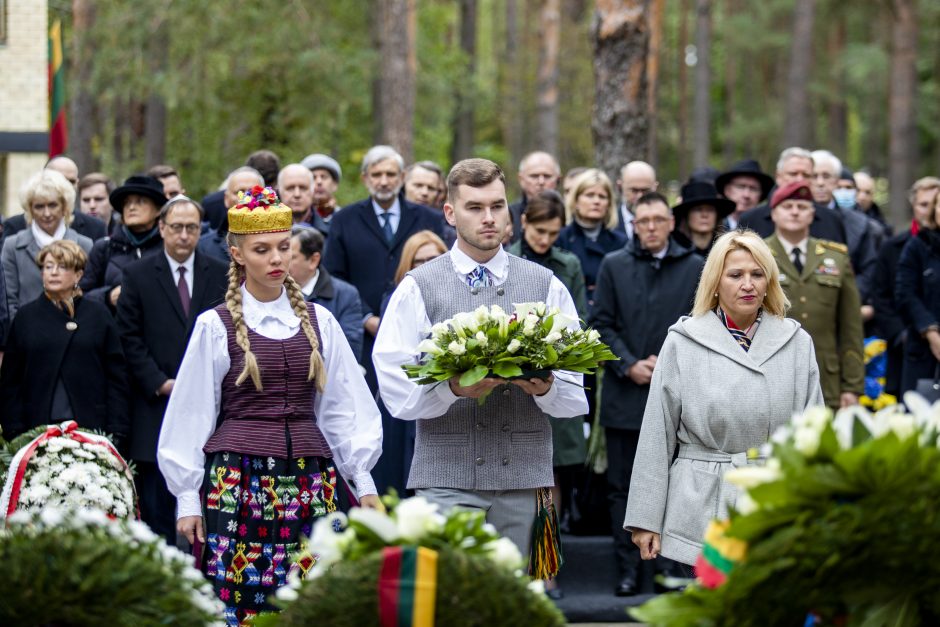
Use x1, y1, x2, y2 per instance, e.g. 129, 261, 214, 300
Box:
373, 158, 588, 554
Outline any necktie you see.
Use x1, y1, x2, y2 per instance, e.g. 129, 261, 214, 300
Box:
177, 266, 191, 317
467, 265, 492, 288
381, 212, 394, 244
792, 248, 804, 273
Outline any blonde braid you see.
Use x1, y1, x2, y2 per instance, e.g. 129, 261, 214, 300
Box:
225, 260, 263, 391
284, 275, 327, 393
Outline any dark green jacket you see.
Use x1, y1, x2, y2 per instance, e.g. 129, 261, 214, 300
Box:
508, 242, 588, 319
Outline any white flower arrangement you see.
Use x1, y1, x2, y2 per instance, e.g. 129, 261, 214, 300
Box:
403, 302, 617, 394
0, 422, 136, 520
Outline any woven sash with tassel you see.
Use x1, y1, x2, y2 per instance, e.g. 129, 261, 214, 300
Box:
378, 546, 438, 627
528, 487, 563, 579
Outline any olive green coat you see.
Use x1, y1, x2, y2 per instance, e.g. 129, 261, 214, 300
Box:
508, 242, 587, 466
766, 234, 865, 407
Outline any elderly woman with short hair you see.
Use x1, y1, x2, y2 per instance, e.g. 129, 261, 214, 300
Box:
624, 230, 824, 571
1, 169, 93, 318
0, 240, 128, 440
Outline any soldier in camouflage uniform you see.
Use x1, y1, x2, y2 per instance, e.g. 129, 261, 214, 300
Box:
764, 180, 864, 409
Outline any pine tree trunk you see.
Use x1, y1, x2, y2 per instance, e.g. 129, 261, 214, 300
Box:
591, 0, 650, 185
376, 0, 416, 163
888, 0, 917, 224
677, 0, 690, 181
536, 0, 561, 155
827, 19, 847, 161
692, 0, 711, 168
143, 16, 168, 167
502, 0, 523, 172
722, 0, 737, 164
647, 0, 664, 167
782, 0, 815, 148
451, 0, 477, 163
70, 0, 97, 173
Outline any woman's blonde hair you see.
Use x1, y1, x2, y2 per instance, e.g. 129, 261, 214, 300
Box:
692, 230, 790, 318
20, 169, 76, 227
394, 230, 447, 285
225, 232, 327, 393
564, 168, 617, 230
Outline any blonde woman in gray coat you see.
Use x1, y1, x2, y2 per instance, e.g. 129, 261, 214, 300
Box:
624, 230, 824, 570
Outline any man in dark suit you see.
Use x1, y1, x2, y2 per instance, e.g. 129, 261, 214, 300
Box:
738, 147, 847, 245
323, 145, 448, 389
278, 163, 331, 235
116, 195, 228, 544
3, 156, 108, 243
613, 160, 659, 241
290, 225, 363, 359
588, 191, 704, 596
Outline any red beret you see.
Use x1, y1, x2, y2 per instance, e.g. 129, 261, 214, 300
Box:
771, 180, 813, 208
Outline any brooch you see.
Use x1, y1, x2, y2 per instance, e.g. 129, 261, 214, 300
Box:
65, 321, 78, 331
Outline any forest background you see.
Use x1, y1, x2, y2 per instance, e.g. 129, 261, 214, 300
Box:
58, 0, 939, 226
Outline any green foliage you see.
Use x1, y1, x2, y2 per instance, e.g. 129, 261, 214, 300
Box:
631, 403, 940, 626
0, 510, 222, 626
268, 545, 564, 627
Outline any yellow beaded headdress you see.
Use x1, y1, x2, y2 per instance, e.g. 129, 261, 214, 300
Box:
227, 185, 293, 234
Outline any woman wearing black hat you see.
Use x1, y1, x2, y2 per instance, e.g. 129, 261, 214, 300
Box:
671, 181, 736, 258
79, 175, 168, 311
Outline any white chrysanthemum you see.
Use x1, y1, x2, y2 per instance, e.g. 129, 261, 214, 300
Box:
483, 536, 524, 570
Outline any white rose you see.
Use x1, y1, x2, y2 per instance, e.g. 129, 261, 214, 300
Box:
416, 339, 444, 356
475, 331, 488, 347
793, 425, 821, 456
475, 305, 490, 325
543, 331, 562, 344
394, 497, 445, 540
724, 460, 781, 489
490, 305, 506, 319
448, 340, 467, 356
453, 312, 479, 335
430, 322, 450, 339
349, 507, 399, 543
735, 490, 759, 515
587, 329, 601, 342
483, 536, 524, 570
507, 339, 522, 354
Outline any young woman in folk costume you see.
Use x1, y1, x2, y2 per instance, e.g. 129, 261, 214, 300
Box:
158, 186, 383, 625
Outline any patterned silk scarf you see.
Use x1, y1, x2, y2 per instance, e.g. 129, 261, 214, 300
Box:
716, 307, 762, 352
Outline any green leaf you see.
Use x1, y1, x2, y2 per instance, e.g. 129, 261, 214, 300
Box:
492, 361, 523, 378
459, 365, 489, 387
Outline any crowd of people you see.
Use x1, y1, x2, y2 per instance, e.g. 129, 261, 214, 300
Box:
0, 142, 938, 623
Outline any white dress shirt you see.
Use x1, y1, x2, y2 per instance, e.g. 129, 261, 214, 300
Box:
779, 237, 808, 263
372, 196, 401, 233
619, 203, 635, 241
164, 251, 195, 298
373, 242, 588, 421
157, 285, 382, 519
300, 269, 320, 299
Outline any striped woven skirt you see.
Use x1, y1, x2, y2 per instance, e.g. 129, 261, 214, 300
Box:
199, 451, 336, 626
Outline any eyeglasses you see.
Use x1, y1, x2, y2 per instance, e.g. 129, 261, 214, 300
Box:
633, 216, 670, 228
41, 263, 74, 272
164, 223, 201, 235
626, 187, 653, 195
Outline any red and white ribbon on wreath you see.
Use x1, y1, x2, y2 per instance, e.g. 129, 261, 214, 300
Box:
0, 420, 138, 521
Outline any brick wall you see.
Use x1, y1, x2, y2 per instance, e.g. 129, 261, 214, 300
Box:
0, 0, 49, 217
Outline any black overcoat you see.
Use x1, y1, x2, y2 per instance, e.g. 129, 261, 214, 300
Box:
0, 295, 128, 438
115, 251, 228, 461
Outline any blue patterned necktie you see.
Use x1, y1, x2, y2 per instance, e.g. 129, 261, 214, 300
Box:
467, 265, 492, 288
380, 212, 394, 244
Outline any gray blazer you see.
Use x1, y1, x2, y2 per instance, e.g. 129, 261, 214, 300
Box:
624, 313, 823, 565
1, 226, 93, 319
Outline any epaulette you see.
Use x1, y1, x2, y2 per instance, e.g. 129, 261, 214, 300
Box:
815, 239, 848, 255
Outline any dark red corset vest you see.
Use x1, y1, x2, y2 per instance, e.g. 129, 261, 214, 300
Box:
202, 302, 332, 459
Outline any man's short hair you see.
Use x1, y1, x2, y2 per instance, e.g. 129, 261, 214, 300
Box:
909, 176, 940, 204
77, 172, 115, 195
518, 151, 560, 175
810, 150, 841, 174
291, 225, 325, 258
245, 150, 281, 186
405, 160, 444, 181
159, 195, 205, 222
634, 191, 671, 213
775, 147, 814, 173
147, 164, 179, 181
446, 158, 506, 203
361, 145, 405, 174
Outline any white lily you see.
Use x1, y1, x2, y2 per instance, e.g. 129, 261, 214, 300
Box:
349, 506, 400, 543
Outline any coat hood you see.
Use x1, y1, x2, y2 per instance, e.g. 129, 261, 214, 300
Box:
669, 312, 803, 373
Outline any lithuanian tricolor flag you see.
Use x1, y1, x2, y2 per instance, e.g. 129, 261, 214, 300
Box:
48, 18, 67, 157
378, 546, 438, 627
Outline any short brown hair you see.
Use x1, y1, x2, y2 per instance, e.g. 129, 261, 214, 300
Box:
446, 158, 505, 203
37, 239, 88, 273
147, 164, 179, 181
77, 172, 115, 195
523, 190, 566, 225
